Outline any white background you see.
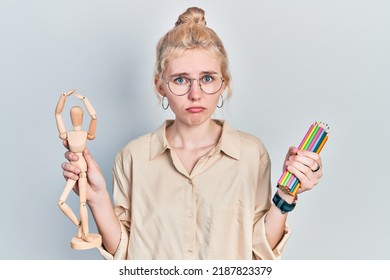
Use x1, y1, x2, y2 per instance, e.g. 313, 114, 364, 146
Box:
1, 0, 389, 259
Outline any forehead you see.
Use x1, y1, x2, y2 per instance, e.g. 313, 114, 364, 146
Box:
165, 49, 221, 75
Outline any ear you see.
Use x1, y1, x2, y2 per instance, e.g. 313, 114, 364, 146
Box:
220, 82, 228, 97
154, 75, 166, 97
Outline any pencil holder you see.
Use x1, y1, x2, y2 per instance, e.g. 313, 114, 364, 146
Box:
277, 121, 329, 196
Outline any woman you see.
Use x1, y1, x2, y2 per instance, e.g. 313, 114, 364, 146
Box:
61, 7, 322, 260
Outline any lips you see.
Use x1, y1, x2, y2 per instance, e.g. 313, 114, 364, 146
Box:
186, 107, 205, 113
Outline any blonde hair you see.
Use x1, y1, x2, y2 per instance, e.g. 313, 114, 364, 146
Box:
154, 7, 232, 98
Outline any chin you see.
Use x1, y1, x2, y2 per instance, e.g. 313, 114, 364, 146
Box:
188, 115, 213, 126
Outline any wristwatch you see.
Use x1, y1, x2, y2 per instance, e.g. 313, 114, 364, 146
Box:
272, 192, 296, 214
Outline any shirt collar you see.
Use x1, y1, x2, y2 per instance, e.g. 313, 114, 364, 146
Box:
215, 120, 241, 160
150, 120, 172, 160
150, 119, 240, 160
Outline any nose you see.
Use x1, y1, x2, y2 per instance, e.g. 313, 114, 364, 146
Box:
187, 78, 202, 101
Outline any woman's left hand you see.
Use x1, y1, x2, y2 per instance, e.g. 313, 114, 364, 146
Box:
283, 146, 322, 194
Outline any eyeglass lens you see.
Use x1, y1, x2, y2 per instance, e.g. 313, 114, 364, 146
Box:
167, 74, 223, 96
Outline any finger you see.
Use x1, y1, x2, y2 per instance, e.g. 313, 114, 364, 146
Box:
286, 158, 313, 178
64, 151, 79, 162
62, 140, 69, 149
292, 159, 322, 180
284, 146, 298, 161
283, 146, 298, 170
62, 171, 80, 181
61, 162, 81, 174
62, 166, 80, 181
297, 150, 322, 165
299, 150, 320, 160
292, 151, 322, 174
287, 164, 318, 191
290, 154, 319, 174
288, 146, 298, 156
286, 155, 321, 184
83, 148, 101, 172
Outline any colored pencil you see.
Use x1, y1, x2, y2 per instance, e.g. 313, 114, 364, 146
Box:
277, 121, 329, 196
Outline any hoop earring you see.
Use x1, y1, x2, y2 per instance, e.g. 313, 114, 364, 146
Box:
162, 96, 169, 110
217, 95, 224, 108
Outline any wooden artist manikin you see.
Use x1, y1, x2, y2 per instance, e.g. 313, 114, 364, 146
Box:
55, 90, 102, 250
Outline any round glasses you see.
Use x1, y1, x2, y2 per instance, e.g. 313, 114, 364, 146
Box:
164, 73, 224, 96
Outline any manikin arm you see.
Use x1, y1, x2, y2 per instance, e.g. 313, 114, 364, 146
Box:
55, 89, 75, 140
73, 92, 97, 140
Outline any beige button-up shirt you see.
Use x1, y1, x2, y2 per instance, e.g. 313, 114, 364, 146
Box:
98, 120, 290, 259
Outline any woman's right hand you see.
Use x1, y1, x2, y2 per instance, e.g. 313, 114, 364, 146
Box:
61, 140, 107, 207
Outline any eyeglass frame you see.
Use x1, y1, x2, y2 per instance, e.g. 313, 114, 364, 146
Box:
163, 73, 225, 96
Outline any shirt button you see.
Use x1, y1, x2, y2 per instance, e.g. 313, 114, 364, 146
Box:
187, 249, 193, 253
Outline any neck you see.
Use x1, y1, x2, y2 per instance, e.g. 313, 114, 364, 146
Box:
167, 119, 221, 150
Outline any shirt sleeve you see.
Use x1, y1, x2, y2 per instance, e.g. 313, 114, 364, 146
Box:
97, 221, 129, 260
252, 147, 291, 260
97, 148, 132, 260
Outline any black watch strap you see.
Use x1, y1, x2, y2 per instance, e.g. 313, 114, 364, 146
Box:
272, 192, 296, 214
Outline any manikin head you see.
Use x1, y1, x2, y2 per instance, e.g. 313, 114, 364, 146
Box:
70, 106, 83, 131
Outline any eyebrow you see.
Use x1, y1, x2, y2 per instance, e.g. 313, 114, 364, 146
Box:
168, 71, 219, 78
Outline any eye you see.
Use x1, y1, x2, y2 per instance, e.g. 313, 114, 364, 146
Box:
201, 74, 215, 83
172, 76, 189, 85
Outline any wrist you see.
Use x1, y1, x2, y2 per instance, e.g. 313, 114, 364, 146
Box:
272, 191, 297, 214
88, 189, 111, 210
276, 189, 296, 204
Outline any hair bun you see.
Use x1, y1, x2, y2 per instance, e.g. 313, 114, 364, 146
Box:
175, 7, 206, 26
